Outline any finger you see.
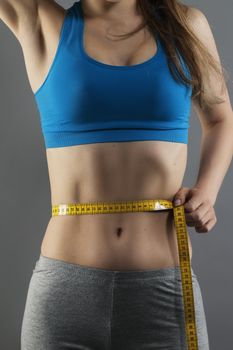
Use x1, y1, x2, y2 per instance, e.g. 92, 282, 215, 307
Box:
196, 217, 217, 233
185, 201, 211, 223
183, 189, 204, 212
173, 187, 190, 206
186, 207, 214, 228
194, 208, 214, 228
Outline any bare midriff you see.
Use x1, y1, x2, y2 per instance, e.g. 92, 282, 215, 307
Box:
40, 140, 192, 271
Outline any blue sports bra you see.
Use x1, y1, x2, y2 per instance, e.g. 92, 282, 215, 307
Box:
34, 0, 192, 149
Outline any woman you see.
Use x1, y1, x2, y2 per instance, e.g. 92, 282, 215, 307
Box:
1, 0, 232, 349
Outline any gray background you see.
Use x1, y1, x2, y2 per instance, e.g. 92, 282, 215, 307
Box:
0, 0, 232, 349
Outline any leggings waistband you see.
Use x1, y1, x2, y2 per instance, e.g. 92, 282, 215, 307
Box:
35, 254, 197, 282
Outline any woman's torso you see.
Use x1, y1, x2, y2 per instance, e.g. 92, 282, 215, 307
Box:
18, 0, 192, 270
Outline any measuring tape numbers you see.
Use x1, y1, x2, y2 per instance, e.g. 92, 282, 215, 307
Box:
52, 199, 199, 350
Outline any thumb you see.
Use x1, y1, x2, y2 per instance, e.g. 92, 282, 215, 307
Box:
173, 187, 190, 206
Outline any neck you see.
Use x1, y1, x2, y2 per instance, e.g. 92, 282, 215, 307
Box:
81, 0, 139, 21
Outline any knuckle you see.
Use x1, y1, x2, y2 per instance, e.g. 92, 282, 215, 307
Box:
194, 212, 202, 221
205, 222, 213, 231
191, 212, 202, 223
198, 218, 205, 226
186, 204, 195, 212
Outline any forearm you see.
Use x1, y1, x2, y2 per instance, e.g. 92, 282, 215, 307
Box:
194, 120, 233, 206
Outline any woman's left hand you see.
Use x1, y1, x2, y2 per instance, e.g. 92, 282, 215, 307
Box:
172, 186, 217, 233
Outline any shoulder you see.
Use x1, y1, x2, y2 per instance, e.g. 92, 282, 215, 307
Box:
185, 7, 231, 124
184, 6, 215, 46
184, 6, 221, 79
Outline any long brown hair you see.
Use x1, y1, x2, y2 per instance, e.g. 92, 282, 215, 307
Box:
110, 0, 229, 111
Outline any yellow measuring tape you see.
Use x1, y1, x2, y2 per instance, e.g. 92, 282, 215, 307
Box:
52, 199, 198, 350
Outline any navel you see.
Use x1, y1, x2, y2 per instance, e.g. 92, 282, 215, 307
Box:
115, 227, 124, 238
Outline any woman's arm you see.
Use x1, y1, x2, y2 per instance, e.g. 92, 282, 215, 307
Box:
187, 7, 233, 206
173, 7, 233, 233
0, 0, 39, 40
194, 118, 233, 206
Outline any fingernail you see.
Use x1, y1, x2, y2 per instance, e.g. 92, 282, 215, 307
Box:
174, 199, 181, 206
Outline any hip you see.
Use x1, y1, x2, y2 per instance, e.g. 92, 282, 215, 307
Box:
21, 253, 208, 350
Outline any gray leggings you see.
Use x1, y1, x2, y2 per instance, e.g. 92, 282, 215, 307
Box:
21, 254, 209, 350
